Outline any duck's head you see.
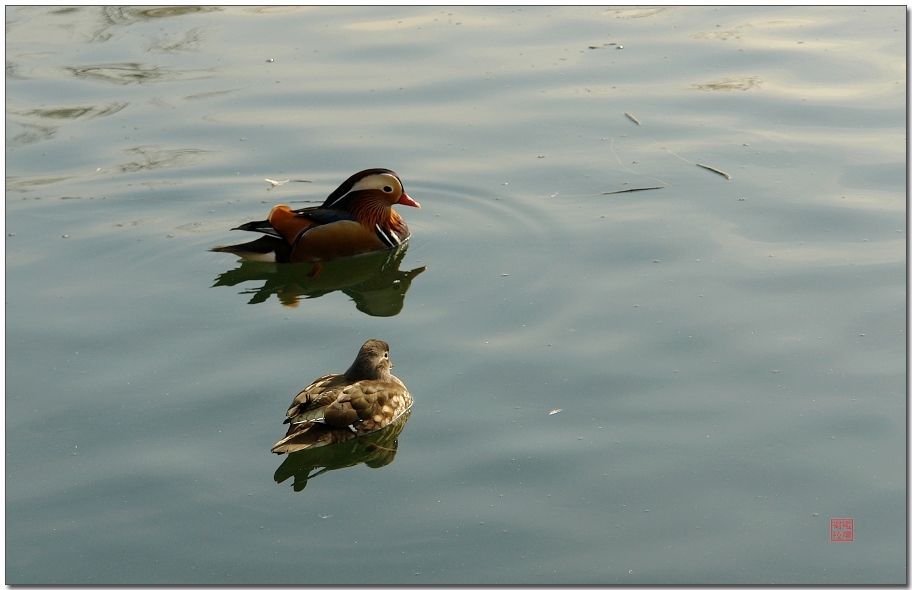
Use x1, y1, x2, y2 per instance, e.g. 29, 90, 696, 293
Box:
344, 338, 394, 381
323, 169, 420, 210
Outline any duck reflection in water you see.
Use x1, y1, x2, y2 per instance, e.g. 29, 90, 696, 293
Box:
211, 242, 425, 317
274, 411, 410, 492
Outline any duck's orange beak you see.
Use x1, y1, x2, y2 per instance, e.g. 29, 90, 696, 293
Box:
397, 192, 420, 208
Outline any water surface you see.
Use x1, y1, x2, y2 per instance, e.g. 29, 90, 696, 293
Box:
6, 6, 906, 584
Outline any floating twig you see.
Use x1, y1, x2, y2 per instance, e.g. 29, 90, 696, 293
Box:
695, 163, 732, 180
602, 186, 666, 195
624, 112, 641, 125
662, 147, 732, 181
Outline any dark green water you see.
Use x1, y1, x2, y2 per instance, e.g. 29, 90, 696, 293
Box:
6, 6, 906, 584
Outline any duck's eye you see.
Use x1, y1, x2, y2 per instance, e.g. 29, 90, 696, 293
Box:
383, 352, 389, 358
382, 185, 393, 193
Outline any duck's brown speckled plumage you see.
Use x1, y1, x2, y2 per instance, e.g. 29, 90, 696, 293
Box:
271, 339, 413, 454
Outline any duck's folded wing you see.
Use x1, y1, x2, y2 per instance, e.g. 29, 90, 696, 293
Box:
267, 205, 361, 248
284, 373, 348, 425
294, 207, 359, 226
226, 205, 355, 243
321, 380, 413, 430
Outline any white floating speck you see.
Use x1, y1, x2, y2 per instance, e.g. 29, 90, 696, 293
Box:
549, 408, 563, 415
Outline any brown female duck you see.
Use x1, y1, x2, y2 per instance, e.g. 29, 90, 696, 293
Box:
271, 339, 413, 454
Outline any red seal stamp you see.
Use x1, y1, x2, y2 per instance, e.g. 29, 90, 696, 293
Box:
830, 518, 854, 542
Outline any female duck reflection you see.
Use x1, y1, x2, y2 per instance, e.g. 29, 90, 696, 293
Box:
273, 413, 411, 492
211, 168, 425, 316
271, 339, 413, 492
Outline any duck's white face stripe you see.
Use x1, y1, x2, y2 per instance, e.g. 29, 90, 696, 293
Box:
325, 173, 401, 209
352, 173, 400, 193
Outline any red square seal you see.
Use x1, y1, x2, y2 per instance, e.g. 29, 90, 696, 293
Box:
830, 518, 854, 542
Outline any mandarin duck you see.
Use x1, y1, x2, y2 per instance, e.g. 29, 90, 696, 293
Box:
212, 168, 420, 263
271, 339, 413, 454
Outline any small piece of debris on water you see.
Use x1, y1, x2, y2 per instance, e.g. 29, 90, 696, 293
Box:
695, 163, 732, 180
265, 178, 313, 189
602, 186, 664, 195
549, 408, 563, 415
624, 112, 641, 125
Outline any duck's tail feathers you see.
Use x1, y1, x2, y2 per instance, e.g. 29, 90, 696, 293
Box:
210, 234, 291, 262
232, 219, 282, 238
271, 423, 357, 454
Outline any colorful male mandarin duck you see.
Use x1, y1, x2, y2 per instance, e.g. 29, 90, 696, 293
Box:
271, 339, 413, 454
212, 169, 420, 263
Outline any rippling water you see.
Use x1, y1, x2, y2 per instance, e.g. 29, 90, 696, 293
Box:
6, 6, 905, 584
